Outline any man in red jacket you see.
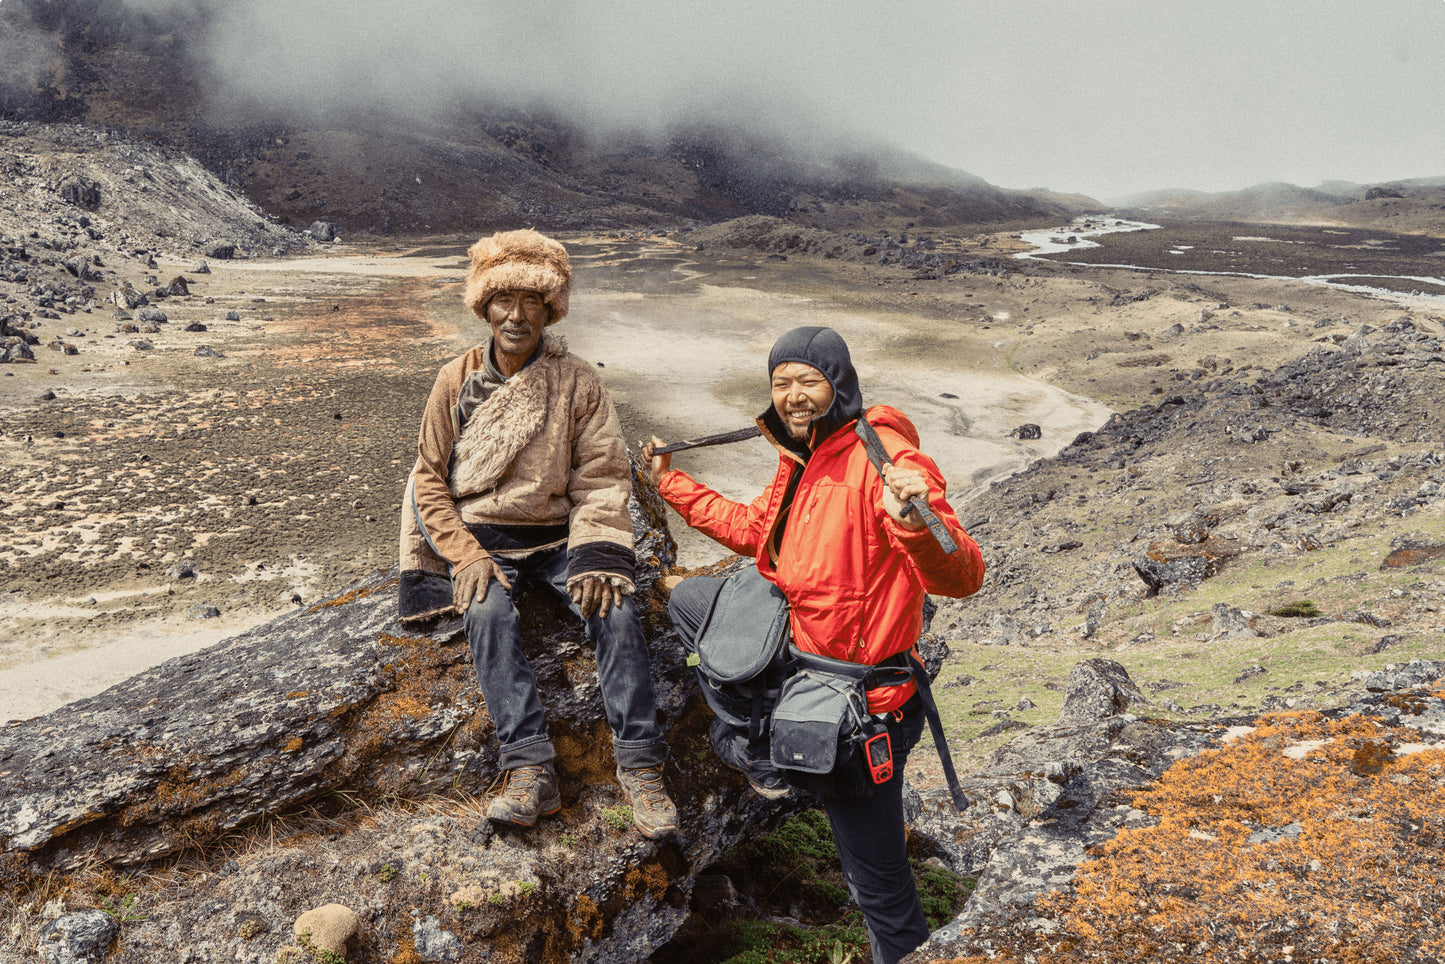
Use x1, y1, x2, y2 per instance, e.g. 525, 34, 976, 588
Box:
645, 326, 984, 964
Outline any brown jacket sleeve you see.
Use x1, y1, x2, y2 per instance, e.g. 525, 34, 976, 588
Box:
411, 354, 490, 576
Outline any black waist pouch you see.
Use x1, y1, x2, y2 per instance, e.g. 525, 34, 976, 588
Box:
770, 645, 912, 799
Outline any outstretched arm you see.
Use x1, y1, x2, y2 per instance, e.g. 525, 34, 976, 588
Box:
646, 436, 777, 558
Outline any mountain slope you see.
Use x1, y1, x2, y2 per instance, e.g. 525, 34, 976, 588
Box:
0, 0, 1098, 235
1118, 179, 1445, 236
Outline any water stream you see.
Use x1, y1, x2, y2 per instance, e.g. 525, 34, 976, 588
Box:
1015, 216, 1445, 308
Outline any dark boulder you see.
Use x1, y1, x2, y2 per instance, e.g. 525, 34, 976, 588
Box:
306, 221, 339, 242
109, 283, 147, 310
1057, 658, 1151, 725
56, 175, 102, 211
1133, 535, 1240, 596
1, 338, 36, 363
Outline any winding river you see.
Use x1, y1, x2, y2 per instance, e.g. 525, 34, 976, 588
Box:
1015, 216, 1445, 308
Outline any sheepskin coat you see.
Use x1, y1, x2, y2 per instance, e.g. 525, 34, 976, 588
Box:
399, 332, 635, 622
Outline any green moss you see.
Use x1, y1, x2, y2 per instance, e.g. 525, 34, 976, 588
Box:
601, 805, 633, 832
656, 812, 974, 963
296, 931, 345, 964
914, 860, 976, 930
704, 915, 869, 964
717, 810, 847, 911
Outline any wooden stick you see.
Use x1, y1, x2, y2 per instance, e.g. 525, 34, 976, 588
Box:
652, 426, 762, 455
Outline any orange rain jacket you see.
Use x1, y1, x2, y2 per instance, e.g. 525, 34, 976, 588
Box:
658, 404, 986, 714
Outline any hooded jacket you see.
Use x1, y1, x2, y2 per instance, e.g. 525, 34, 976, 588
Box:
657, 327, 985, 713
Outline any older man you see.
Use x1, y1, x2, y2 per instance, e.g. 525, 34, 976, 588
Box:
646, 326, 984, 963
399, 229, 675, 838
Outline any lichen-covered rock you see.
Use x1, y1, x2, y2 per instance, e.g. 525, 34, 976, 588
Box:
907, 689, 1445, 963
36, 910, 118, 964
411, 916, 462, 962
1056, 658, 1150, 726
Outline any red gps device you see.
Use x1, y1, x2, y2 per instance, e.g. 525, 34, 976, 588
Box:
864, 729, 893, 784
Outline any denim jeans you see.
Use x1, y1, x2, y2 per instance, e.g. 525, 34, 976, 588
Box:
669, 573, 929, 964
463, 546, 666, 770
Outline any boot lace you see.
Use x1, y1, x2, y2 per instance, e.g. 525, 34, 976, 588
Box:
501, 764, 547, 799
626, 765, 671, 812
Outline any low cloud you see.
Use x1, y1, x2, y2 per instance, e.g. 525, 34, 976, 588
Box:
125, 0, 868, 160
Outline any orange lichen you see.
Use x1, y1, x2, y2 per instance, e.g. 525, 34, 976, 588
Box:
388, 930, 423, 964
924, 705, 1445, 964
1379, 544, 1445, 568
567, 894, 604, 943
377, 633, 432, 648
306, 577, 397, 613
623, 858, 672, 902
553, 722, 623, 787
284, 737, 304, 753
148, 765, 246, 815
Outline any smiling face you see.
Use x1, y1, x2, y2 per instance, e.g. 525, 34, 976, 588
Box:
485, 289, 549, 372
771, 361, 835, 442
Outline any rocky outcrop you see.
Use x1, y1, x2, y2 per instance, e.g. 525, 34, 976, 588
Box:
0, 466, 809, 962
905, 664, 1445, 963
0, 123, 309, 357
933, 318, 1445, 661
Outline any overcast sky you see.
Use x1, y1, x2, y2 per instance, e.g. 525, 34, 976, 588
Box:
126, 0, 1445, 201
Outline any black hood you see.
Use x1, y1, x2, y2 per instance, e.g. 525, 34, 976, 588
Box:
759, 326, 863, 457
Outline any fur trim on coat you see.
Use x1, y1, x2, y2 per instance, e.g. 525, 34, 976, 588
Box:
463, 229, 571, 325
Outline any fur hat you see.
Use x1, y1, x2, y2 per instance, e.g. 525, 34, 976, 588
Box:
463, 229, 571, 324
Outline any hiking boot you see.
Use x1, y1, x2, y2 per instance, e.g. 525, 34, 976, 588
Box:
711, 718, 790, 800
486, 763, 562, 828
615, 764, 679, 839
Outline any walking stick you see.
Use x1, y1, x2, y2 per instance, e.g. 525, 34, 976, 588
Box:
651, 426, 762, 455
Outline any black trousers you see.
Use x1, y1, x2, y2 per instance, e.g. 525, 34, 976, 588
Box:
668, 575, 930, 964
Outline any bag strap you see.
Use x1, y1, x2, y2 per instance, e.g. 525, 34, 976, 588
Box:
906, 651, 970, 812
852, 416, 969, 809
791, 643, 970, 812
854, 417, 959, 555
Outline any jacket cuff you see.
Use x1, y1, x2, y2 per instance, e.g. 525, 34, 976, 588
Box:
452, 550, 491, 578
884, 515, 946, 555
567, 541, 636, 586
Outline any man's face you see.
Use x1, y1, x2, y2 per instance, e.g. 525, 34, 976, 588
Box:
771, 362, 834, 441
486, 289, 548, 360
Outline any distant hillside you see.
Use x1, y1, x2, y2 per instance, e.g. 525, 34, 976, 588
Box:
1116, 179, 1445, 237
0, 0, 1099, 236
